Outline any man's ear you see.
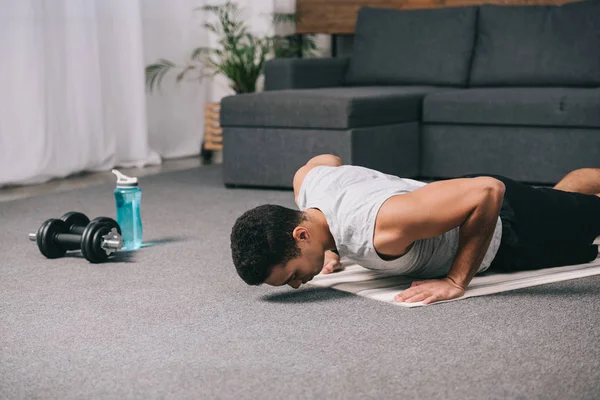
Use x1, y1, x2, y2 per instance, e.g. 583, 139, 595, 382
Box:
292, 226, 310, 242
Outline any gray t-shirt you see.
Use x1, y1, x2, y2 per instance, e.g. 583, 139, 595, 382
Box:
297, 165, 502, 278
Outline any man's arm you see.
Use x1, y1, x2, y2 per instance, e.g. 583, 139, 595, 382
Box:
322, 249, 344, 274
293, 154, 342, 205
375, 176, 505, 303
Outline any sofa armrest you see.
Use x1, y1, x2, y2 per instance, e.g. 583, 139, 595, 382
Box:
264, 57, 350, 91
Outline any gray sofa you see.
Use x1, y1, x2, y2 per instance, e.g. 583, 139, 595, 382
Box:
220, 1, 600, 188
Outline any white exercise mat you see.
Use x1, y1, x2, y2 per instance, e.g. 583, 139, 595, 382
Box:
307, 255, 600, 308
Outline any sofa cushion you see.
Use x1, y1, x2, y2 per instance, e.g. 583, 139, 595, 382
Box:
264, 57, 349, 91
470, 1, 600, 87
423, 88, 600, 127
220, 86, 455, 130
344, 6, 477, 87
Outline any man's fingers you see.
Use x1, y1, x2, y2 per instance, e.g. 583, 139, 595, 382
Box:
395, 279, 465, 304
396, 287, 435, 303
422, 295, 440, 304
322, 260, 336, 274
395, 288, 419, 302
332, 263, 345, 272
322, 261, 344, 275
405, 292, 430, 303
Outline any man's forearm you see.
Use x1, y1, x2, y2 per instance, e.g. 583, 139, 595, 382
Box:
446, 190, 504, 289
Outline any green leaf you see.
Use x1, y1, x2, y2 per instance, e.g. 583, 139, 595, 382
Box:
201, 5, 223, 14
203, 22, 220, 35
145, 59, 176, 92
272, 12, 296, 25
176, 65, 196, 83
191, 47, 215, 61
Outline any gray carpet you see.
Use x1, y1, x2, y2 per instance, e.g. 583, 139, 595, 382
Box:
1, 165, 599, 400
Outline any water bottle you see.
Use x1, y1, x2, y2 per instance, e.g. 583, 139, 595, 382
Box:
112, 169, 143, 250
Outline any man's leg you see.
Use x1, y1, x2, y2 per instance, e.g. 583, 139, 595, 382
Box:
480, 174, 600, 272
553, 168, 600, 196
458, 173, 600, 244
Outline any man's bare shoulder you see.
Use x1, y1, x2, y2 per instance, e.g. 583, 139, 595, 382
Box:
293, 154, 342, 204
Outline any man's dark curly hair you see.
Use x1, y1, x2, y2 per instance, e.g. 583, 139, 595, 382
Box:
230, 204, 305, 285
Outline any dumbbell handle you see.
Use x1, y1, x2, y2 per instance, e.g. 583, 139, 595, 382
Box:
70, 226, 86, 235
55, 233, 81, 250
28, 231, 122, 251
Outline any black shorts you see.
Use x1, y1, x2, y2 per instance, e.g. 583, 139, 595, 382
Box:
459, 174, 600, 272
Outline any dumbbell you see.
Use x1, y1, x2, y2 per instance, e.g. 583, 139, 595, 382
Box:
29, 212, 124, 263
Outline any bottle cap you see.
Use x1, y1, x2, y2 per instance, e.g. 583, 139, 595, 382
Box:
112, 169, 139, 187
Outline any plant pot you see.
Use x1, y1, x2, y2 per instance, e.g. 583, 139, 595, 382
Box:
203, 102, 223, 152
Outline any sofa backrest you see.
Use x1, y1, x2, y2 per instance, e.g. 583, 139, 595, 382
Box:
344, 6, 478, 87
469, 1, 600, 87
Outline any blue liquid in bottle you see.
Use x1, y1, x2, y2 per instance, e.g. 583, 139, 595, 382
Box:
112, 170, 143, 250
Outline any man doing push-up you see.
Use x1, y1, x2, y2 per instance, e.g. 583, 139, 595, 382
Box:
230, 154, 600, 305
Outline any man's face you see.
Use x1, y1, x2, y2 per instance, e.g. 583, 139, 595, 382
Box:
264, 242, 325, 289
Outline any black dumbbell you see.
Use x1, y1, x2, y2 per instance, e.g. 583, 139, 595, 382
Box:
29, 212, 123, 263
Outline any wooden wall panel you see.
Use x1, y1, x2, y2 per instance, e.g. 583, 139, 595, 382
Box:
296, 0, 579, 34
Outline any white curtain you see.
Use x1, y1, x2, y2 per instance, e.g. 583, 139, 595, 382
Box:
0, 0, 160, 188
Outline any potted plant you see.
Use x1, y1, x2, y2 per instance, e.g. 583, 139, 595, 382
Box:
145, 0, 318, 161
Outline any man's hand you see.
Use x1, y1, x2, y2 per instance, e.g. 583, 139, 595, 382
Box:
322, 250, 344, 274
395, 278, 465, 305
